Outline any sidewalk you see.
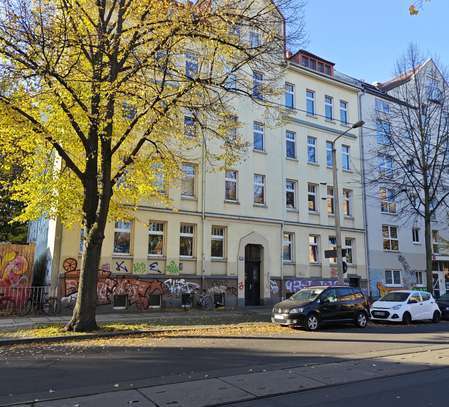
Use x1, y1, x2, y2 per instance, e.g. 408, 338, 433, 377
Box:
0, 307, 272, 331
5, 344, 449, 407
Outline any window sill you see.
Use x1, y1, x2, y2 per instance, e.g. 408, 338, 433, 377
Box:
412, 242, 422, 245
327, 165, 333, 170
342, 169, 353, 173
306, 113, 318, 119
211, 257, 227, 263
309, 262, 322, 266
286, 157, 298, 162
380, 211, 397, 216
181, 196, 197, 201
224, 199, 240, 205
147, 255, 166, 260
307, 161, 319, 167
112, 253, 132, 258
253, 203, 268, 208
179, 256, 196, 261
309, 210, 320, 215
283, 261, 295, 265
325, 118, 336, 124
383, 250, 400, 253
253, 149, 267, 155
287, 208, 299, 213
328, 213, 335, 217
344, 215, 354, 220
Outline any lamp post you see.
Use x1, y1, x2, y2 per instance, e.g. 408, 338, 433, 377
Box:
332, 120, 365, 284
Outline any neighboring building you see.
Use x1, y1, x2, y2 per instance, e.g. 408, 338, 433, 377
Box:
359, 59, 449, 299
29, 49, 369, 310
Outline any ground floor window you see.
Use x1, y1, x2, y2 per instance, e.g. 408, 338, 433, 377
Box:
385, 269, 401, 286
180, 224, 195, 257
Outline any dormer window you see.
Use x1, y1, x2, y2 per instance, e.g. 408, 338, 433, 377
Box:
292, 51, 334, 77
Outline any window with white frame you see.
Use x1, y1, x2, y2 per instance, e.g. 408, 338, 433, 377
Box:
385, 269, 401, 286
432, 230, 440, 253
253, 121, 264, 151
378, 154, 393, 177
415, 271, 424, 286
375, 98, 390, 114
152, 163, 165, 193
224, 65, 237, 90
286, 179, 296, 209
185, 52, 198, 79
340, 100, 348, 124
283, 232, 294, 262
285, 83, 295, 109
328, 236, 336, 263
184, 111, 196, 138
286, 130, 296, 158
254, 174, 265, 205
345, 238, 353, 264
211, 226, 225, 259
379, 187, 397, 214
249, 31, 261, 48
341, 145, 350, 170
307, 136, 317, 163
227, 115, 238, 143
412, 227, 420, 244
148, 222, 164, 256
180, 224, 195, 257
325, 95, 333, 120
114, 221, 132, 254
308, 235, 319, 263
225, 170, 238, 201
327, 186, 334, 214
383, 225, 399, 251
306, 90, 315, 115
308, 183, 318, 212
253, 71, 263, 100
343, 189, 353, 216
376, 120, 391, 145
181, 163, 196, 197
326, 141, 333, 167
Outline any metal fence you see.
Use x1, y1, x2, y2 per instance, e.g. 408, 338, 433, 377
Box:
0, 286, 60, 316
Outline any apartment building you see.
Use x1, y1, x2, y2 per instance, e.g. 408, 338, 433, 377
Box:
359, 59, 449, 299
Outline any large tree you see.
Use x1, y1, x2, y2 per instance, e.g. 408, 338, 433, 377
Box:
373, 45, 449, 293
0, 0, 304, 331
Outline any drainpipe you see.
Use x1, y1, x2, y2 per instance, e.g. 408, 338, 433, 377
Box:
280, 126, 285, 301
358, 89, 371, 297
201, 138, 206, 293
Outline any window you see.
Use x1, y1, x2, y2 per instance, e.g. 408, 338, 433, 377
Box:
327, 186, 334, 214
325, 65, 331, 76
249, 31, 261, 48
185, 52, 198, 79
376, 120, 391, 145
343, 189, 352, 216
254, 174, 265, 205
302, 56, 309, 67
308, 235, 319, 263
229, 23, 241, 38
307, 136, 317, 163
180, 224, 194, 257
383, 225, 399, 251
253, 121, 264, 151
379, 187, 397, 214
328, 236, 336, 263
340, 101, 348, 124
184, 111, 196, 138
181, 163, 196, 197
152, 163, 165, 193
385, 270, 401, 286
416, 271, 424, 286
253, 71, 263, 100
412, 227, 420, 243
227, 115, 238, 143
326, 141, 333, 167
283, 232, 294, 262
375, 98, 390, 114
325, 95, 333, 120
114, 221, 131, 254
378, 154, 393, 177
225, 66, 237, 90
225, 170, 238, 201
318, 62, 324, 73
306, 90, 315, 115
286, 180, 296, 209
211, 226, 225, 259
341, 145, 350, 170
345, 238, 354, 264
286, 130, 296, 158
308, 183, 318, 212
148, 222, 164, 256
432, 230, 440, 254
285, 83, 295, 109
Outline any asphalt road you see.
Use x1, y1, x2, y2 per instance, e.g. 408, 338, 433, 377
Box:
1, 321, 449, 405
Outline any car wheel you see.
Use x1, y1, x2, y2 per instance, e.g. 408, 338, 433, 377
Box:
432, 310, 441, 323
305, 313, 319, 331
402, 311, 412, 325
355, 311, 368, 328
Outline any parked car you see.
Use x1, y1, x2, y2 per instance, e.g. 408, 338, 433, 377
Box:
370, 290, 441, 324
271, 286, 369, 331
436, 292, 449, 320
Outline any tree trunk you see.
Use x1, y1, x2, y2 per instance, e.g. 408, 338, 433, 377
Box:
424, 214, 434, 293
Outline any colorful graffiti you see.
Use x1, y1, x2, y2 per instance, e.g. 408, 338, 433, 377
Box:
284, 278, 338, 293
0, 244, 34, 289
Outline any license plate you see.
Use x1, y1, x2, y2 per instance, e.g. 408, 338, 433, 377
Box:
274, 314, 285, 320
373, 311, 386, 317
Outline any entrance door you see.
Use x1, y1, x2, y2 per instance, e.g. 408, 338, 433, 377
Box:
245, 245, 261, 306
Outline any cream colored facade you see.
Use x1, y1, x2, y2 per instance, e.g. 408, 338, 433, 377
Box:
34, 54, 368, 308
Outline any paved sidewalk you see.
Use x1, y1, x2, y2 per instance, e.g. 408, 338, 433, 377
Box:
6, 345, 449, 407
0, 307, 272, 331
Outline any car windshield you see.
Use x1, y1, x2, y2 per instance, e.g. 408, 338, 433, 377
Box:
291, 288, 326, 302
380, 292, 409, 302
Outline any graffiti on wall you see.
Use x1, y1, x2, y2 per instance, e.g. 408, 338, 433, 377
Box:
270, 279, 280, 295
0, 244, 34, 289
205, 279, 238, 297
285, 278, 338, 293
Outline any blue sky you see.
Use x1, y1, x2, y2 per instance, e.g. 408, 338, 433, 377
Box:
302, 0, 447, 83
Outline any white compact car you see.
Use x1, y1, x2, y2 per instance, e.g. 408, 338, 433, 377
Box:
370, 290, 441, 323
